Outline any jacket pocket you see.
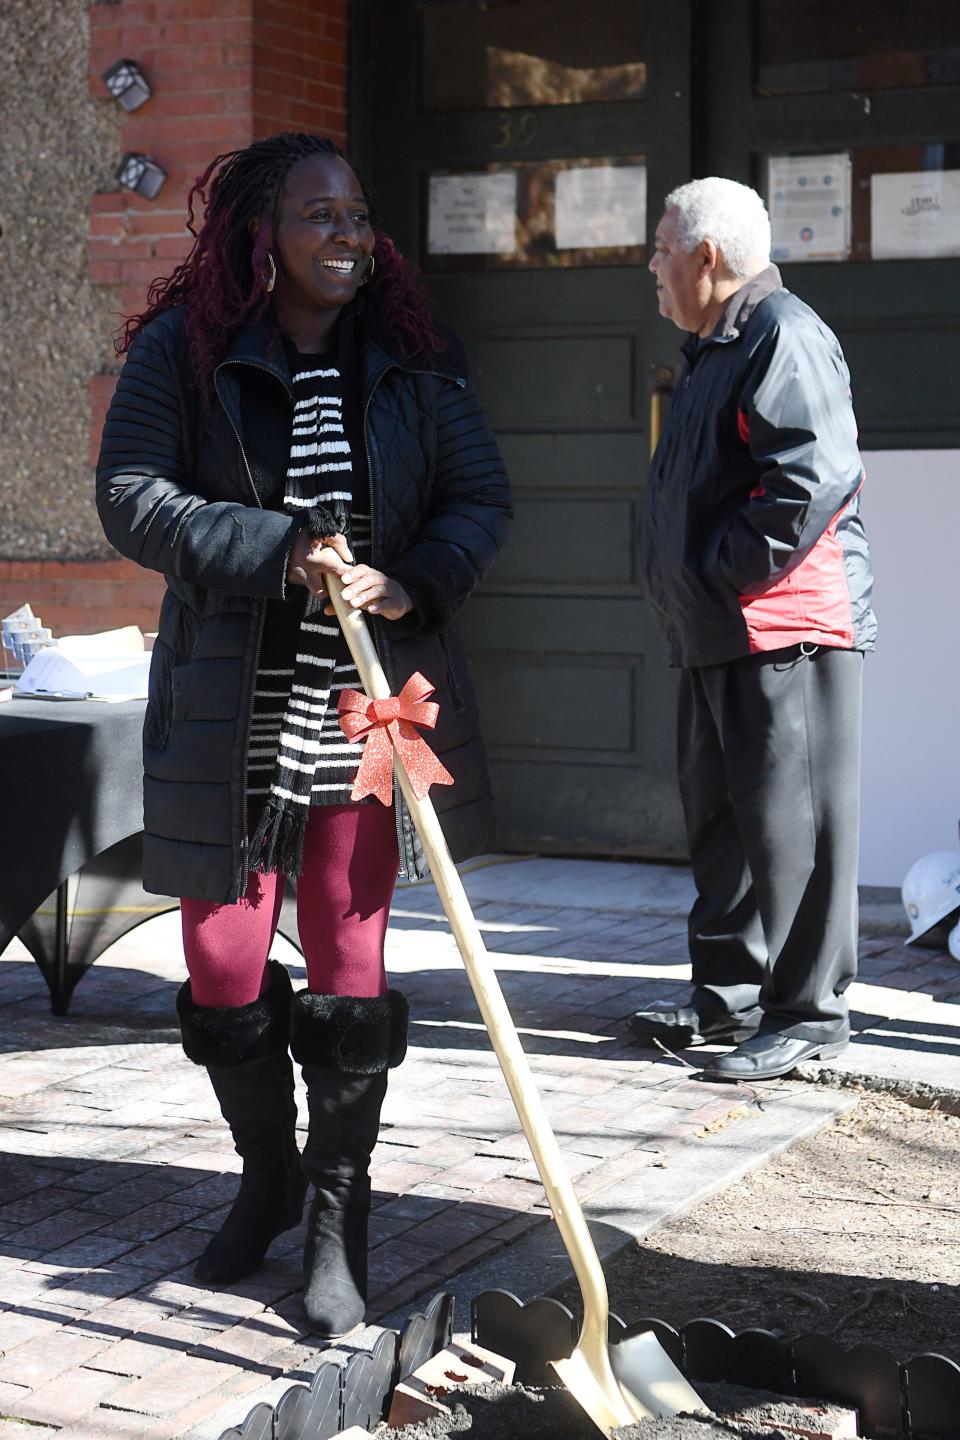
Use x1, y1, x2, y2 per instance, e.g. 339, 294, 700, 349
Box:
171, 656, 244, 724
438, 630, 466, 716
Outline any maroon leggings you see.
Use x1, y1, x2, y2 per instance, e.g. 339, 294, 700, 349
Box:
181, 804, 399, 1008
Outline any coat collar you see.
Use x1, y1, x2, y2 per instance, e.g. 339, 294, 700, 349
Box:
681, 264, 783, 364
217, 304, 468, 401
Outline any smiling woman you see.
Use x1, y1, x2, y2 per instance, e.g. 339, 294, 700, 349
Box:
95, 132, 511, 1340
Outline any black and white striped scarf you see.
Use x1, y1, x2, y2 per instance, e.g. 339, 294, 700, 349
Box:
247, 356, 357, 877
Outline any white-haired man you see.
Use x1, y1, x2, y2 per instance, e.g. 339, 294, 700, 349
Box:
629, 177, 876, 1081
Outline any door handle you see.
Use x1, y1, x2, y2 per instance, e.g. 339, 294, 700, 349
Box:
649, 384, 670, 459
649, 369, 674, 458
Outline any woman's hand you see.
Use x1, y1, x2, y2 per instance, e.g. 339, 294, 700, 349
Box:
323, 564, 413, 621
287, 530, 354, 596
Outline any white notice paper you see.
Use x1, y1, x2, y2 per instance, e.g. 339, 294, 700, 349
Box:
871, 170, 960, 259
554, 164, 646, 250
15, 648, 151, 701
428, 172, 517, 255
768, 154, 851, 262
13, 627, 150, 700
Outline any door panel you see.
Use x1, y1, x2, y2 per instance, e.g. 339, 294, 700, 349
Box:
698, 0, 960, 451
470, 336, 636, 425
494, 498, 638, 588
353, 0, 692, 857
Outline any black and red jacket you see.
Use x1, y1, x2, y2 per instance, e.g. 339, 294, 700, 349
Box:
640, 266, 876, 669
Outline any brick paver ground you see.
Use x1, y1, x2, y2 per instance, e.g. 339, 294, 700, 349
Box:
0, 857, 957, 1438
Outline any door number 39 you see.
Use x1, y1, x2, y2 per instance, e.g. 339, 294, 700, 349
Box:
492, 111, 538, 150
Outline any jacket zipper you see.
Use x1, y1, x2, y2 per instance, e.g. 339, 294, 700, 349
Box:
214, 359, 291, 896
362, 362, 466, 878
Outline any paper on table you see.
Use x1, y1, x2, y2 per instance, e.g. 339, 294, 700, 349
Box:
768, 153, 851, 262
14, 647, 151, 701
871, 169, 960, 259
554, 164, 646, 250
57, 626, 145, 656
428, 172, 517, 255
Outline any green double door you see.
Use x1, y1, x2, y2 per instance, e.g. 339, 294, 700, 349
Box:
353, 1, 693, 857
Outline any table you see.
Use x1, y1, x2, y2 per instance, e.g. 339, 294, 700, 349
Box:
0, 698, 299, 1014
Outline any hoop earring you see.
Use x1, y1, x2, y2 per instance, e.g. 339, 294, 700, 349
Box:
359, 254, 375, 287
264, 251, 277, 293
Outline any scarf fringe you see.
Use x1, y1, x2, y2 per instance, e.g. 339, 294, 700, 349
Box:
248, 801, 309, 878
307, 504, 350, 540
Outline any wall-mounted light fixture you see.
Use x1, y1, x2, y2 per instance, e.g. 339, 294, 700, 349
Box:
103, 58, 153, 112
116, 152, 167, 200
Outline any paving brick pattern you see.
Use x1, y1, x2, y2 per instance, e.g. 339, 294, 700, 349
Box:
0, 859, 957, 1438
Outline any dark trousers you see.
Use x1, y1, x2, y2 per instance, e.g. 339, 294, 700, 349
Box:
678, 645, 863, 1044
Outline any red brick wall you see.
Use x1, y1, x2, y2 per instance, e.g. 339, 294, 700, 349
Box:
0, 560, 165, 640
88, 0, 257, 325
57, 0, 350, 638
252, 0, 347, 140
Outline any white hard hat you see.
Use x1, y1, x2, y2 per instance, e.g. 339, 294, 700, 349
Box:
902, 850, 960, 945
948, 921, 960, 964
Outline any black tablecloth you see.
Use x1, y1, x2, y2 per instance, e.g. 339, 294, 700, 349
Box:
0, 698, 145, 952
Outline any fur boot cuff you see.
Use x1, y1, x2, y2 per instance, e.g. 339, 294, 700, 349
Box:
289, 989, 408, 1074
176, 960, 293, 1067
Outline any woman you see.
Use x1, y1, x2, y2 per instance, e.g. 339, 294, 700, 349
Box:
96, 132, 511, 1336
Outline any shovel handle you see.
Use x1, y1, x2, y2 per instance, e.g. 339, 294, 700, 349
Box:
324, 574, 612, 1354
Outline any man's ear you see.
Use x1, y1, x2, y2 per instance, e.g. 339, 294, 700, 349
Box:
701, 237, 721, 276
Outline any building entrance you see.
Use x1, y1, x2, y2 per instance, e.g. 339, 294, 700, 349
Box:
354, 0, 693, 857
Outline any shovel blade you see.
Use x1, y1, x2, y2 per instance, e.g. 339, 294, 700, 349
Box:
546, 1330, 713, 1434
550, 1331, 710, 1437
550, 1347, 647, 1437
610, 1329, 711, 1419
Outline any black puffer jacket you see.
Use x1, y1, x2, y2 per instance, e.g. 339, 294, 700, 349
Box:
96, 306, 512, 902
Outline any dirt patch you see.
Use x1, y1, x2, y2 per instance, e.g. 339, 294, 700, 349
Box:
376, 1093, 958, 1437
374, 1380, 832, 1438
555, 1090, 960, 1358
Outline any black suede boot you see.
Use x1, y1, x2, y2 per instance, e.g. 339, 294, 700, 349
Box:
176, 960, 307, 1286
290, 989, 408, 1337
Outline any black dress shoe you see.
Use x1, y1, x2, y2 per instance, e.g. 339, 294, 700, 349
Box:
628, 1005, 759, 1048
702, 1032, 848, 1081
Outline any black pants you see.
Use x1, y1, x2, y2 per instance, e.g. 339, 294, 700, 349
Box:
678, 645, 863, 1044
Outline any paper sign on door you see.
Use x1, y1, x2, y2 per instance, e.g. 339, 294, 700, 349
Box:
871, 170, 960, 260
428, 172, 517, 255
768, 154, 852, 263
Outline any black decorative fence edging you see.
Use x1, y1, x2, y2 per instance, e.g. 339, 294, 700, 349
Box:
218, 1291, 453, 1440
219, 1288, 960, 1439
471, 1290, 960, 1440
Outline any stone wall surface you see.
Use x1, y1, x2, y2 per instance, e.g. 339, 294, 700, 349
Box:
0, 0, 120, 560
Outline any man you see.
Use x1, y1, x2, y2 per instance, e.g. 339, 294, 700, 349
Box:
630, 177, 875, 1081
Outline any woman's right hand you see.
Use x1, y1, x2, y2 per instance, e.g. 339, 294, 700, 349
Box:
286, 530, 354, 597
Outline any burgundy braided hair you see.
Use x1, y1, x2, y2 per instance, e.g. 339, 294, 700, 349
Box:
116, 132, 443, 390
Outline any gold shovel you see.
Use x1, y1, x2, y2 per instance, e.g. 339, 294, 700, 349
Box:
325, 573, 710, 1437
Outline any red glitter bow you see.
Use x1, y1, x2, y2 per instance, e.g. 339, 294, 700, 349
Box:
337, 672, 454, 806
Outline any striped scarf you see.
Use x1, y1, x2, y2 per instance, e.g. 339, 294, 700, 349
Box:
247, 356, 357, 877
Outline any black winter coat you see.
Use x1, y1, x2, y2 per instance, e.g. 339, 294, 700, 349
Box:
96, 306, 512, 902
640, 267, 876, 669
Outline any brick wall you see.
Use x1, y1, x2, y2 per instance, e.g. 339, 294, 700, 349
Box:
0, 560, 165, 639
15, 0, 350, 641
253, 0, 347, 140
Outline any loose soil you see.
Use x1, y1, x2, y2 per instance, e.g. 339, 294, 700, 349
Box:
375, 1380, 846, 1439
554, 1089, 960, 1359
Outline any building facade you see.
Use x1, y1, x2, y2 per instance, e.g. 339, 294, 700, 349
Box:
2, 0, 958, 883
